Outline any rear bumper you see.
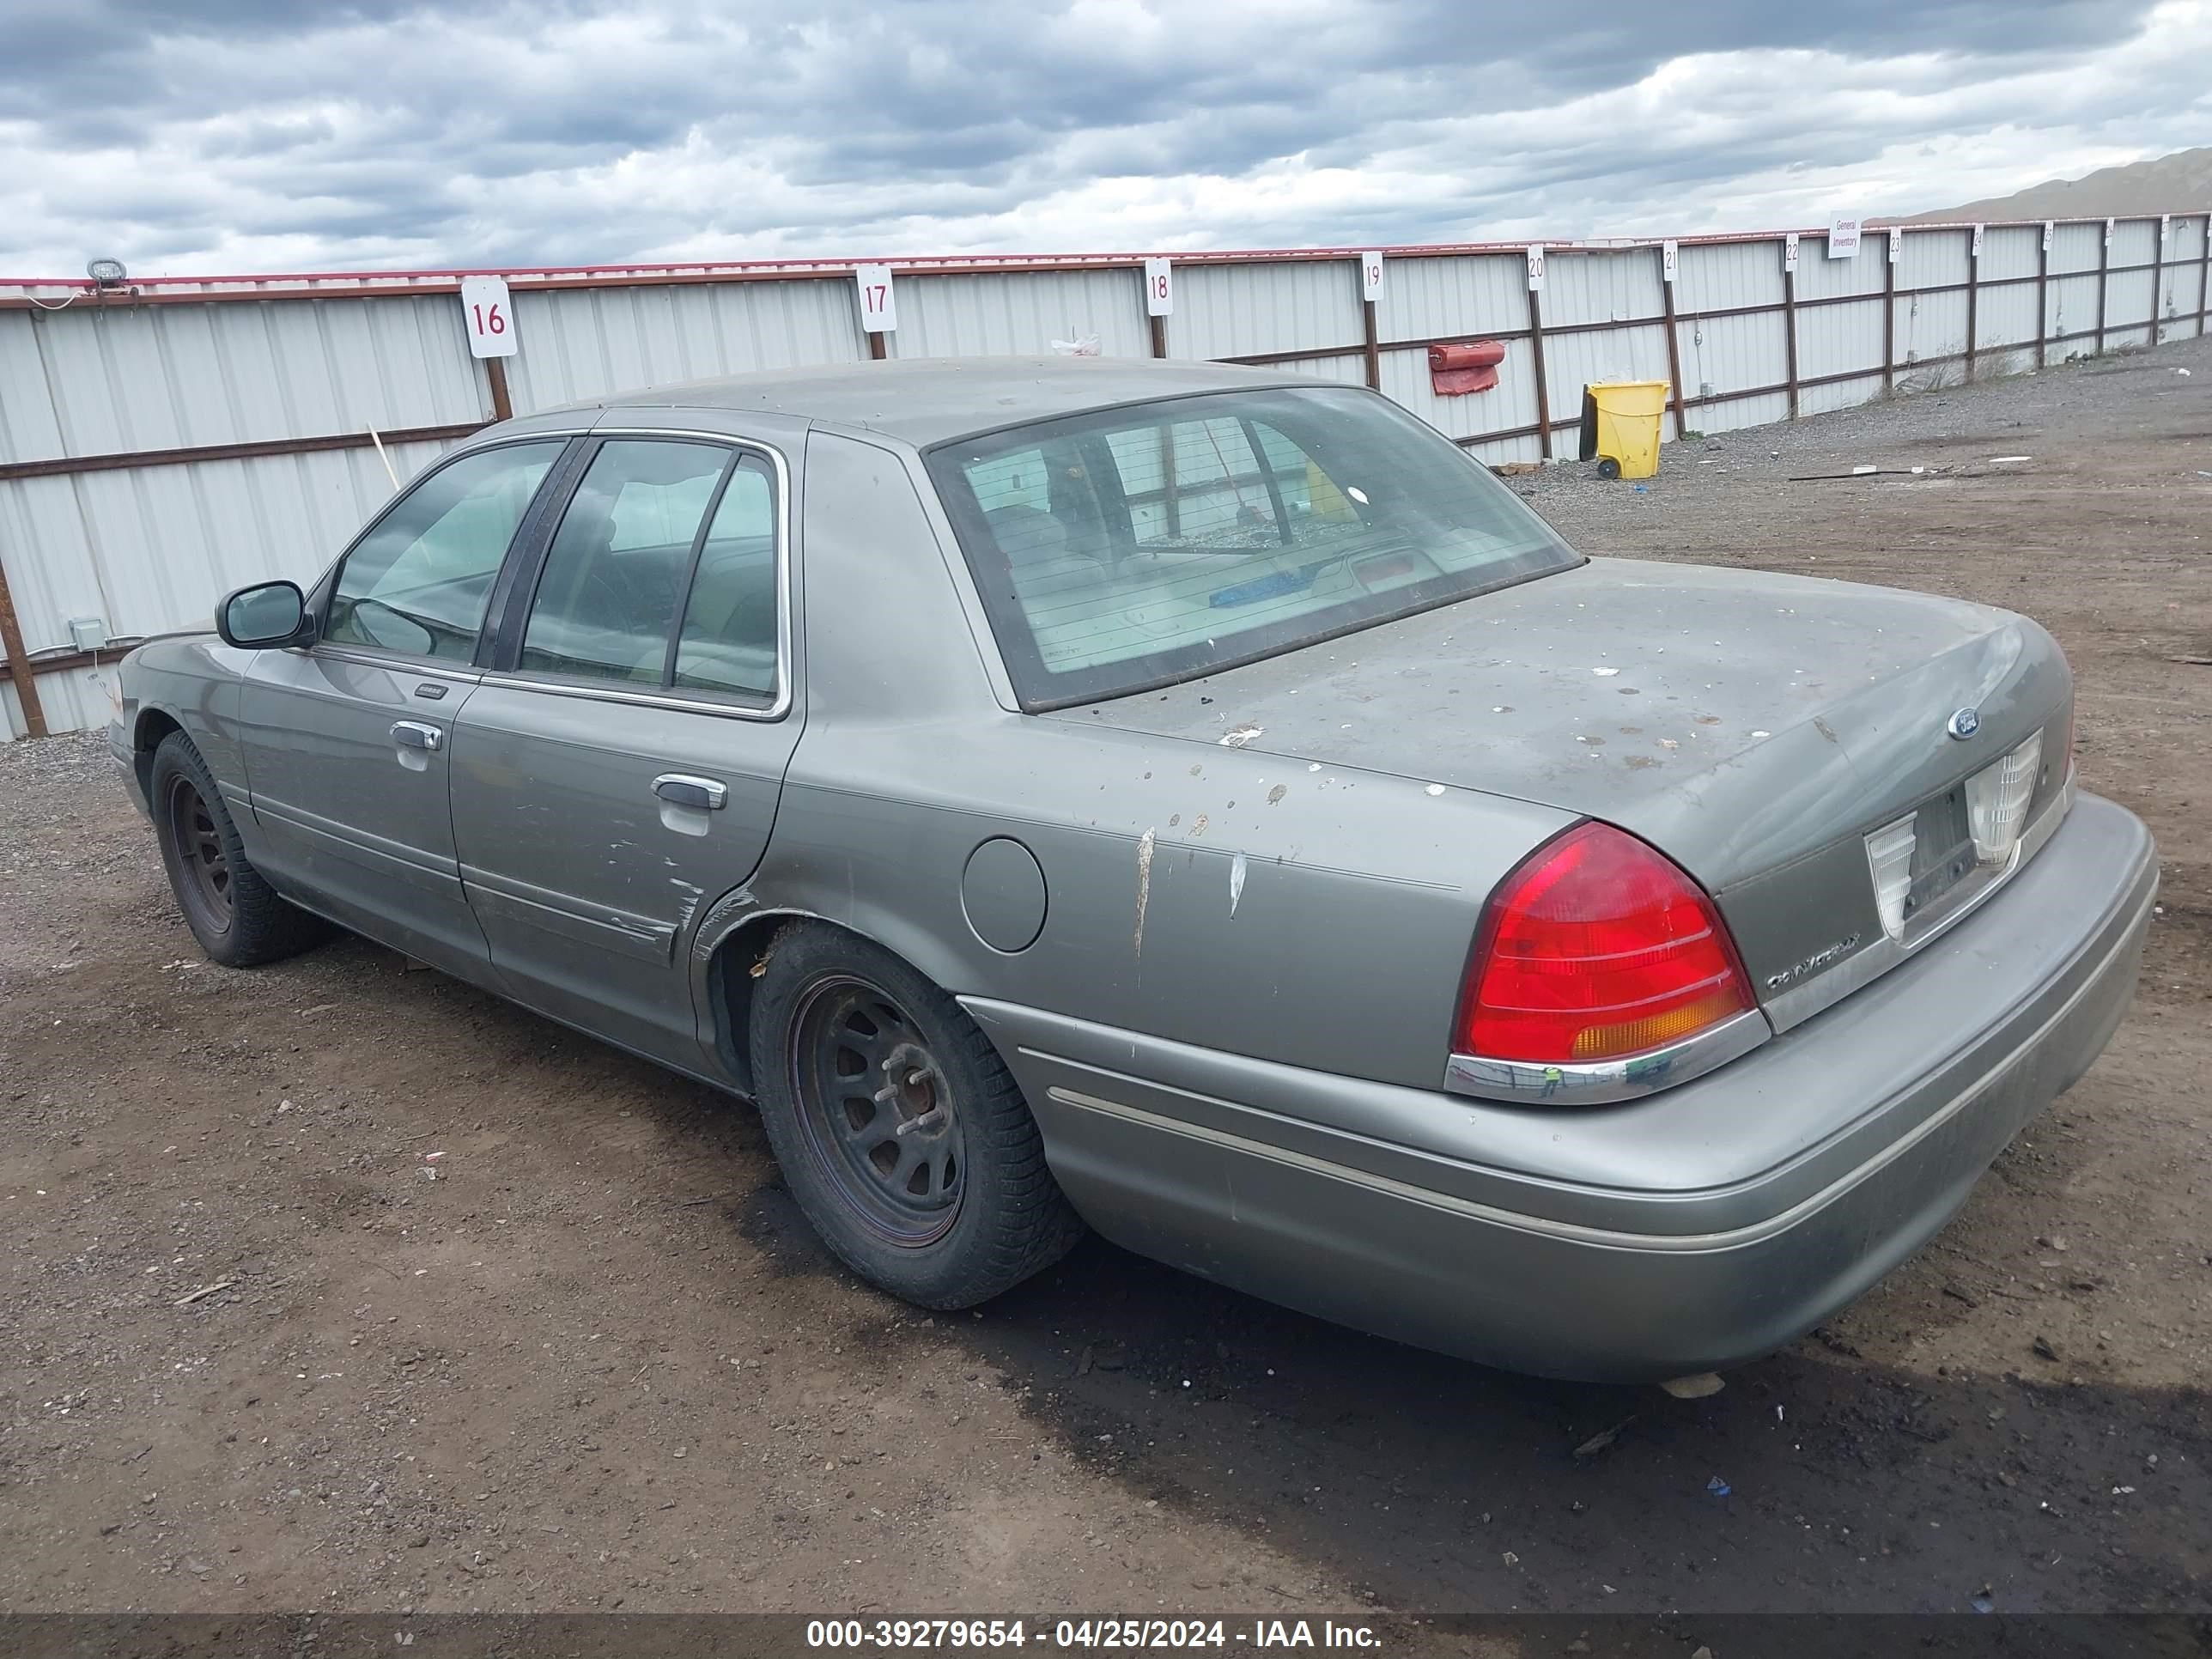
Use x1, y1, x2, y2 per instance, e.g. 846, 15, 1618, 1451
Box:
966, 791, 2155, 1381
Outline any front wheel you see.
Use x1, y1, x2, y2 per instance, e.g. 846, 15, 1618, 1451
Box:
149, 733, 330, 968
747, 922, 1084, 1308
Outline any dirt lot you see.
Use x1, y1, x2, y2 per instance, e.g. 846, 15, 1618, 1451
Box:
3, 334, 2209, 1620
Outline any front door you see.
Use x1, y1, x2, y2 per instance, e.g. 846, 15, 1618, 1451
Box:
238, 439, 569, 980
448, 435, 800, 1067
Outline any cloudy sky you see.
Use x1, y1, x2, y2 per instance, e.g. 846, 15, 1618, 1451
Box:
2, 0, 2207, 279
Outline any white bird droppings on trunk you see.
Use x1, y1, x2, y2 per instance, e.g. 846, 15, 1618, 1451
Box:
1229, 852, 1248, 918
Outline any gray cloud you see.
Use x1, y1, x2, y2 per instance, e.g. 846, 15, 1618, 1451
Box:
0, 0, 2201, 277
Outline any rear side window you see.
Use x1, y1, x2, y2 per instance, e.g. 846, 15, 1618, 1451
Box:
673, 466, 779, 699
516, 438, 781, 704
926, 386, 1577, 708
520, 441, 730, 684
326, 442, 561, 660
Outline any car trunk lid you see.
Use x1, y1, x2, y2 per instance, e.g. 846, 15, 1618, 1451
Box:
1054, 556, 2074, 1013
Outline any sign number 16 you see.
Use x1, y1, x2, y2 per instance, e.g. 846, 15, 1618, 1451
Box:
459, 275, 518, 359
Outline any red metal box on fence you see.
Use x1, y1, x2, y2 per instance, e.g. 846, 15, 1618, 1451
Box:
1429, 340, 1504, 397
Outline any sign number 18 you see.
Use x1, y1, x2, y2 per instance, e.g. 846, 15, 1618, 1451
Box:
1144, 258, 1173, 318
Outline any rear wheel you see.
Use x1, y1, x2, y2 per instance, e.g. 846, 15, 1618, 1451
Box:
1595, 456, 1623, 481
149, 733, 330, 967
748, 922, 1084, 1307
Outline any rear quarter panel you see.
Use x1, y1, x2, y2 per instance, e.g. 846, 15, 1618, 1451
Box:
729, 428, 1575, 1091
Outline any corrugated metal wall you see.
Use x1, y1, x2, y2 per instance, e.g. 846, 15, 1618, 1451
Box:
6, 214, 2210, 736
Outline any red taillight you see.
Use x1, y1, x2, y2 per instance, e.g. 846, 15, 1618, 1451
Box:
1458, 822, 1755, 1065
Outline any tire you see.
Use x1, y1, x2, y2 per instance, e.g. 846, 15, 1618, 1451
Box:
1596, 456, 1623, 481
149, 732, 331, 968
748, 921, 1084, 1308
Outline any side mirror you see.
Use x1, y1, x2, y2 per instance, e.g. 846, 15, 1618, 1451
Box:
216, 580, 312, 648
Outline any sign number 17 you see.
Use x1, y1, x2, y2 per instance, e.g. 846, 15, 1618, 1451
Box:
855, 264, 897, 333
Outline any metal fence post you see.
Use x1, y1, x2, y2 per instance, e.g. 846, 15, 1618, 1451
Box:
483, 357, 514, 422
1360, 297, 1382, 391
1784, 239, 1801, 420
1882, 237, 1896, 393
2037, 232, 2051, 369
1964, 228, 1979, 381
2150, 216, 2166, 345
1659, 245, 1687, 438
0, 542, 49, 739
2201, 214, 2211, 336
1527, 284, 1553, 461
2094, 222, 2110, 356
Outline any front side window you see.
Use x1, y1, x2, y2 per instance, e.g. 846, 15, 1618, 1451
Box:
326, 442, 562, 659
518, 438, 781, 702
926, 387, 1579, 708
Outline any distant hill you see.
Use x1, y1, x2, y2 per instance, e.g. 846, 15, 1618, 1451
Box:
1905, 147, 2212, 222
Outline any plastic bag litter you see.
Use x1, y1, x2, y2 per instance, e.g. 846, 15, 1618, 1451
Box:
1051, 334, 1102, 356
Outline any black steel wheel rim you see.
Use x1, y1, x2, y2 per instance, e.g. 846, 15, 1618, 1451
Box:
166, 775, 233, 933
789, 974, 965, 1247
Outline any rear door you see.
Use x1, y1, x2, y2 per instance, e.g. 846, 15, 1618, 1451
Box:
448, 432, 799, 1068
239, 438, 571, 979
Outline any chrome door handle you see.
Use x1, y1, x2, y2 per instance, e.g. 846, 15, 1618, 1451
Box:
653, 774, 726, 810
391, 720, 443, 751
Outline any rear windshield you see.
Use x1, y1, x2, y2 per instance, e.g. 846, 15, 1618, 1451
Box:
925, 386, 1579, 708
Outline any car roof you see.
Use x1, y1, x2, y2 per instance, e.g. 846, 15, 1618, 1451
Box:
550, 356, 1320, 450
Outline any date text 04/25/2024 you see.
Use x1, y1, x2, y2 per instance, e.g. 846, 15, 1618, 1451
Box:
804, 1620, 1382, 1649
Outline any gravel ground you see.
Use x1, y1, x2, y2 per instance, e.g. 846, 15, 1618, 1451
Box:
2, 332, 2209, 1621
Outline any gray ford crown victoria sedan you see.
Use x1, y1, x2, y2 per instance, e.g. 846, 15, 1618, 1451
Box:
109, 357, 2155, 1382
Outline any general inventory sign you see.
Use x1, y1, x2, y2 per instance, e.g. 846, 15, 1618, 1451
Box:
1826, 216, 1863, 258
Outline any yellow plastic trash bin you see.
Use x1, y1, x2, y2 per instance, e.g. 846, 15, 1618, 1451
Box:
1577, 380, 1668, 480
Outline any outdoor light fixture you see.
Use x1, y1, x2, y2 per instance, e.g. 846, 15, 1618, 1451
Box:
86, 257, 128, 288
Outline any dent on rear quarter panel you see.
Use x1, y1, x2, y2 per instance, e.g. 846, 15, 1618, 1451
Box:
739, 429, 1575, 1093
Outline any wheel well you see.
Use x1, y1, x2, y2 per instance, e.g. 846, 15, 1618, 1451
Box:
708, 911, 913, 1096
708, 910, 808, 1095
134, 708, 184, 796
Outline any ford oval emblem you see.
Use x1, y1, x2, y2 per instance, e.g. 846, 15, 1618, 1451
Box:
1946, 707, 1981, 740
